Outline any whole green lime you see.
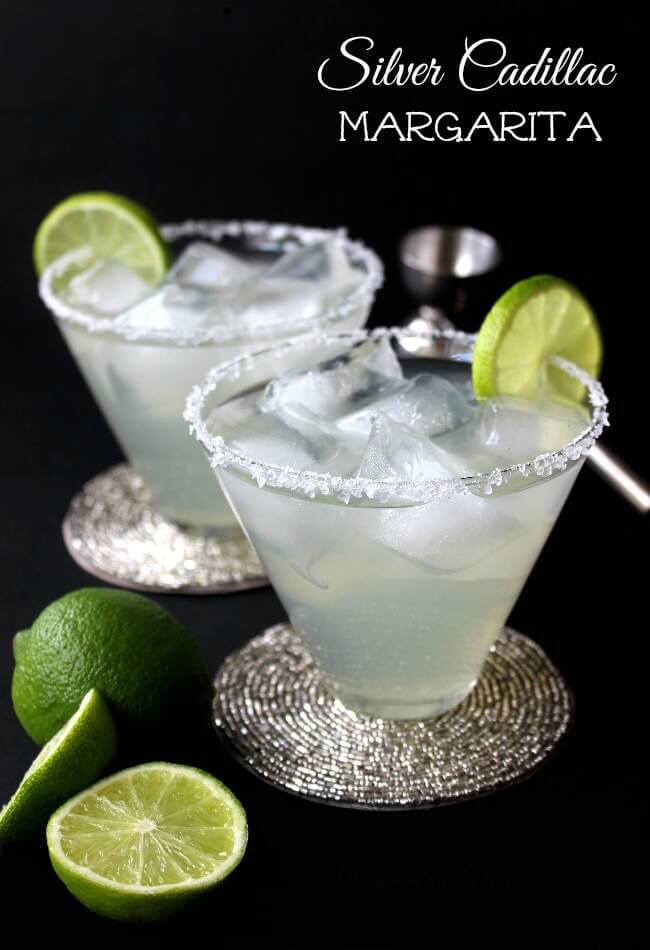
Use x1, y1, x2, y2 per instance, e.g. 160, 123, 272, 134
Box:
12, 588, 211, 746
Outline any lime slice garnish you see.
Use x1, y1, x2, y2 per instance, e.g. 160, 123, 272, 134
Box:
0, 689, 116, 842
472, 275, 603, 403
33, 192, 169, 284
46, 763, 248, 923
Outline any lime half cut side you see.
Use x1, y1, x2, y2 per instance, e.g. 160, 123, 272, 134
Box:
472, 275, 603, 404
47, 763, 248, 923
0, 688, 117, 842
33, 191, 169, 284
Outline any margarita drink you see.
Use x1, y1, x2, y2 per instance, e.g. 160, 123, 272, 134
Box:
40, 222, 381, 533
188, 329, 606, 719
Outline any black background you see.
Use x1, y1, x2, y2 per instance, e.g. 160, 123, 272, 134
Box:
0, 3, 643, 947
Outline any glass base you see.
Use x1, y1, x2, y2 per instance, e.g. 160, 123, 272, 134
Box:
62, 464, 267, 595
213, 623, 573, 810
335, 683, 476, 721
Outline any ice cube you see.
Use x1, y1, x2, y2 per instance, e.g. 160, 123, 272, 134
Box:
261, 337, 403, 419
224, 404, 345, 471
326, 238, 364, 288
231, 476, 345, 591
232, 246, 329, 332
229, 415, 316, 469
233, 238, 365, 332
271, 403, 365, 475
355, 433, 524, 574
321, 240, 367, 307
354, 336, 403, 381
354, 398, 579, 575
262, 368, 342, 419
357, 414, 468, 481
339, 373, 473, 437
477, 395, 591, 464
266, 238, 362, 294
358, 492, 524, 575
237, 278, 327, 333
168, 242, 256, 290
206, 390, 261, 433
265, 240, 333, 282
114, 284, 236, 335
64, 259, 152, 315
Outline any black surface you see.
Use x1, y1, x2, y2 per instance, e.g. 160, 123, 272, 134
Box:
0, 3, 643, 947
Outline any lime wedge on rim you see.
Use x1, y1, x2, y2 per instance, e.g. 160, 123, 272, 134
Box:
472, 275, 603, 403
33, 191, 169, 283
46, 762, 248, 923
0, 688, 116, 842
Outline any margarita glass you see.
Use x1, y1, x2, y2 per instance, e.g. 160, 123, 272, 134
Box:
186, 326, 608, 720
39, 221, 382, 537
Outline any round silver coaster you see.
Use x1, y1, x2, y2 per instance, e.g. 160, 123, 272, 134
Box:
62, 464, 267, 595
213, 624, 573, 809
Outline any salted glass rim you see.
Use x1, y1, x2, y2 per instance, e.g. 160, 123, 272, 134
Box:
184, 325, 610, 506
38, 219, 384, 347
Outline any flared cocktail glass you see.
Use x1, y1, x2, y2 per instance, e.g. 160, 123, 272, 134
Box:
186, 327, 608, 718
39, 221, 382, 536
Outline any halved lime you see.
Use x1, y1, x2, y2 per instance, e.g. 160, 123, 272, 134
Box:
33, 192, 169, 283
47, 763, 248, 923
0, 688, 116, 842
472, 275, 603, 403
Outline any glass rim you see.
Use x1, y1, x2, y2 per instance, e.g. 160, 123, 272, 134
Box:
184, 325, 610, 506
38, 218, 384, 348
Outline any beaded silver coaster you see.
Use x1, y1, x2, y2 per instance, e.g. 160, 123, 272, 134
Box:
213, 624, 572, 809
62, 464, 267, 594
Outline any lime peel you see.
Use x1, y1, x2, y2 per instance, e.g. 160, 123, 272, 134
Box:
0, 689, 117, 842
